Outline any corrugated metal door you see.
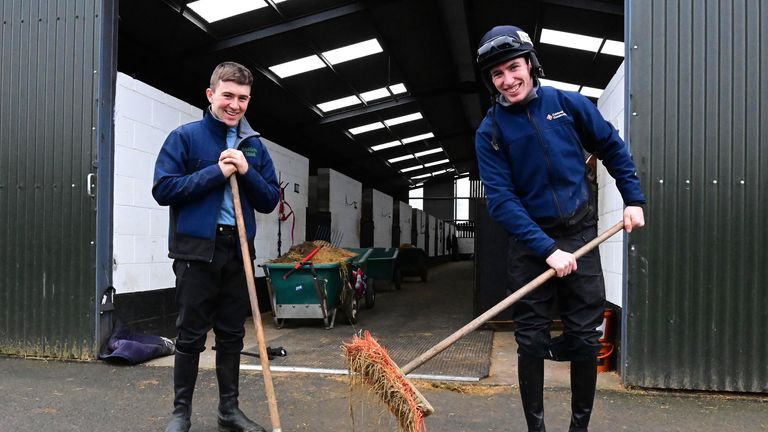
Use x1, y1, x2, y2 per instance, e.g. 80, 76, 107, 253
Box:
0, 0, 114, 359
626, 0, 768, 392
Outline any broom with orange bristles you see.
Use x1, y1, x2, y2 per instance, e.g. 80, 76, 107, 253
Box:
343, 221, 625, 431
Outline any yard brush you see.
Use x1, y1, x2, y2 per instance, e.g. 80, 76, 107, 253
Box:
342, 221, 625, 431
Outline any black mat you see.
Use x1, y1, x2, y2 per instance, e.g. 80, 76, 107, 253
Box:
244, 261, 493, 381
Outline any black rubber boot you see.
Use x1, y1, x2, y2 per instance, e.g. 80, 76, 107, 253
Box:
165, 350, 199, 432
216, 351, 267, 432
518, 354, 546, 432
568, 357, 598, 432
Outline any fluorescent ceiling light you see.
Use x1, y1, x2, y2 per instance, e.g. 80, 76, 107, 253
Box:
360, 88, 391, 102
414, 148, 442, 157
349, 122, 385, 135
389, 83, 407, 94
188, 0, 268, 23
388, 154, 415, 163
384, 112, 422, 126
323, 39, 383, 65
431, 169, 448, 176
580, 86, 604, 99
600, 40, 625, 57
371, 141, 401, 151
540, 28, 602, 52
400, 165, 424, 173
539, 78, 580, 92
401, 132, 434, 144
269, 55, 325, 78
424, 159, 449, 168
411, 173, 431, 179
411, 182, 424, 188
317, 95, 361, 112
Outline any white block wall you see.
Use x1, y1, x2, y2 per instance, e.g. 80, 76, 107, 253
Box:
398, 201, 412, 246
414, 209, 426, 249
113, 73, 309, 291
327, 169, 362, 248
596, 61, 629, 307
428, 215, 436, 257
113, 73, 202, 295
371, 189, 393, 247
254, 139, 309, 277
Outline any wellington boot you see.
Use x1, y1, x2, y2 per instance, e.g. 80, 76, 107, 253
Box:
165, 350, 199, 432
568, 357, 598, 432
216, 351, 267, 432
518, 354, 546, 432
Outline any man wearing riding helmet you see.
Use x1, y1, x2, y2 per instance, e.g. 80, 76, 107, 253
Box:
474, 25, 645, 431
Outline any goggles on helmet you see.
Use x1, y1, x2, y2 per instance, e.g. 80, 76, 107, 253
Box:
477, 35, 524, 62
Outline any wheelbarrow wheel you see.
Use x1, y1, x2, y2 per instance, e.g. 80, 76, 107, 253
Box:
364, 279, 375, 309
343, 285, 359, 324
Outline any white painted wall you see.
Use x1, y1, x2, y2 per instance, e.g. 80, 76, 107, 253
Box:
596, 61, 628, 307
113, 73, 201, 295
414, 209, 426, 249
398, 201, 412, 246
254, 139, 309, 276
327, 169, 362, 248
428, 215, 436, 256
113, 73, 309, 291
371, 189, 393, 247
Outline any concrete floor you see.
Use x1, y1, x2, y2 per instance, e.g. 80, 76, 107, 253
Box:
2, 261, 767, 431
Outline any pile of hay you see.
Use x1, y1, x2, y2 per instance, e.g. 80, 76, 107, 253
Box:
269, 241, 357, 264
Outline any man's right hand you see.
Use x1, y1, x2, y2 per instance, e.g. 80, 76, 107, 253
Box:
218, 160, 237, 178
546, 249, 577, 277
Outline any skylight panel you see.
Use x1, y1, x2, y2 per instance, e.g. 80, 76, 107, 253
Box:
414, 148, 442, 157
389, 83, 407, 94
401, 132, 434, 144
371, 141, 401, 151
580, 86, 604, 99
600, 40, 625, 57
269, 55, 325, 78
388, 154, 415, 163
384, 112, 422, 126
430, 169, 448, 176
539, 79, 580, 92
323, 39, 383, 65
317, 95, 361, 113
424, 159, 449, 168
411, 173, 431, 179
188, 0, 268, 23
349, 122, 384, 135
360, 88, 391, 102
540, 28, 602, 52
400, 165, 424, 173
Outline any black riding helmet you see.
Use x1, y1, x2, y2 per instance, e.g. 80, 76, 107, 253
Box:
477, 25, 545, 94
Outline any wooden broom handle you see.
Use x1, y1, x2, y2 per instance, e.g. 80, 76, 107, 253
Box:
230, 176, 282, 432
400, 220, 625, 375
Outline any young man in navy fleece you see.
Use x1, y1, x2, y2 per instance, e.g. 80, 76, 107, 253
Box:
153, 61, 280, 432
475, 26, 645, 432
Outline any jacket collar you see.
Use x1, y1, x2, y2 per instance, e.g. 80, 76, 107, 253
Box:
203, 106, 261, 141
496, 78, 540, 107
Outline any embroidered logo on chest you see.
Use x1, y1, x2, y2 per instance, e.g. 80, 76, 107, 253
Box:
546, 111, 567, 121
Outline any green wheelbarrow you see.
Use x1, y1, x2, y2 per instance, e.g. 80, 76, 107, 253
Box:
261, 248, 372, 329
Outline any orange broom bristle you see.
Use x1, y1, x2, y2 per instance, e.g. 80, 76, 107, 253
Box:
343, 330, 427, 432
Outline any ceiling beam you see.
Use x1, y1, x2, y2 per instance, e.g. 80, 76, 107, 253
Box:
538, 0, 623, 16
208, 3, 366, 51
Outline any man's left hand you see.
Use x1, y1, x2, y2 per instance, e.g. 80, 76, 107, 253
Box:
219, 149, 249, 175
623, 206, 645, 233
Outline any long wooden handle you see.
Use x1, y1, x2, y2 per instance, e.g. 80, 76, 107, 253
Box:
400, 220, 625, 375
230, 176, 282, 432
